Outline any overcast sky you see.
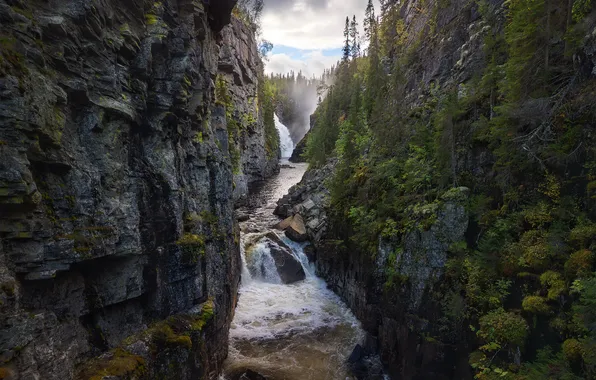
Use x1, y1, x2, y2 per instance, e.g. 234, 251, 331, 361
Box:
261, 0, 380, 78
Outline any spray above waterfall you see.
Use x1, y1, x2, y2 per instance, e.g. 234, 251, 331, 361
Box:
274, 114, 294, 158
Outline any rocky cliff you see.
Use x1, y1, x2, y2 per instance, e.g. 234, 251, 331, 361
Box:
276, 165, 472, 379
218, 17, 280, 204
0, 0, 275, 379
278, 0, 596, 377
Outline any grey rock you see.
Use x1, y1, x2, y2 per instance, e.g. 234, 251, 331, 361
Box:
266, 240, 306, 284
0, 0, 270, 378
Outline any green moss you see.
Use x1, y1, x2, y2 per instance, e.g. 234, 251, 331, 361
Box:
119, 23, 131, 34
176, 233, 206, 264
1, 282, 15, 297
522, 296, 551, 314
11, 6, 33, 19
145, 14, 159, 25
215, 75, 231, 107
151, 324, 192, 349
0, 140, 6, 146
0, 35, 27, 76
41, 106, 66, 145
193, 132, 203, 144
78, 348, 145, 380
191, 299, 214, 331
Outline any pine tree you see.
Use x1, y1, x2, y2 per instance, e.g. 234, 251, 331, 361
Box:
364, 0, 376, 42
342, 17, 351, 62
364, 20, 381, 115
350, 15, 360, 59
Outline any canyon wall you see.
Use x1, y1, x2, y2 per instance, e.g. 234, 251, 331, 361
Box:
0, 0, 276, 378
278, 0, 596, 375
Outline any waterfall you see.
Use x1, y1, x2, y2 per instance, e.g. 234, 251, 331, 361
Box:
245, 241, 282, 284
274, 114, 294, 158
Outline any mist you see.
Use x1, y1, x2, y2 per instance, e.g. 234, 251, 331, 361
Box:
269, 70, 332, 144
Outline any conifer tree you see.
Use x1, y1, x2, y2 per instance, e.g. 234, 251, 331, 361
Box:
364, 0, 376, 42
342, 17, 351, 62
350, 15, 360, 59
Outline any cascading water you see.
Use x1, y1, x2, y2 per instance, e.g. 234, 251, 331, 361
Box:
223, 163, 366, 380
244, 240, 282, 284
274, 114, 294, 158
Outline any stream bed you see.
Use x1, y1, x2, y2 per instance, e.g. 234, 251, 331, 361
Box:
221, 161, 365, 380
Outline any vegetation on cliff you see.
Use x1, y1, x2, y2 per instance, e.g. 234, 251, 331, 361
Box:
305, 0, 596, 377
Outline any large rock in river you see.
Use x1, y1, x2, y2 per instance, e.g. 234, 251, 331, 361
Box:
266, 238, 306, 284
284, 214, 309, 242
245, 234, 306, 284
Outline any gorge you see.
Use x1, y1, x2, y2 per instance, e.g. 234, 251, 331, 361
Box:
1, 0, 596, 379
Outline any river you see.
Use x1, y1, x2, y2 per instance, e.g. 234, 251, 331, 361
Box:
221, 161, 366, 380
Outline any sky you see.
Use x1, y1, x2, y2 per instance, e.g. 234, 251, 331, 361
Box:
261, 0, 381, 78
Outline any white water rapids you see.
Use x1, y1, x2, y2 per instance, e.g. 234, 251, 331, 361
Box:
275, 114, 294, 158
222, 162, 366, 380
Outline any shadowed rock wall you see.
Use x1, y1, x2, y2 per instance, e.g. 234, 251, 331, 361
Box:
0, 0, 273, 378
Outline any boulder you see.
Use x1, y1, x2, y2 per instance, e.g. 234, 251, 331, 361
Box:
274, 215, 293, 230
266, 240, 305, 284
264, 231, 292, 252
244, 233, 305, 284
284, 214, 308, 242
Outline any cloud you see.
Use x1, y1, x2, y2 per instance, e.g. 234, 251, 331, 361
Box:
260, 0, 380, 75
261, 0, 380, 51
264, 48, 342, 78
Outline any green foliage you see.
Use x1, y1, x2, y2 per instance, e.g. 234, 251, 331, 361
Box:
540, 271, 566, 300
518, 347, 583, 379
572, 0, 593, 22
215, 75, 232, 107
562, 339, 583, 362
304, 0, 596, 377
565, 250, 594, 278
478, 309, 529, 348
522, 296, 551, 314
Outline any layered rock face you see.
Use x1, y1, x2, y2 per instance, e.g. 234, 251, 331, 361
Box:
0, 0, 273, 378
218, 17, 279, 203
